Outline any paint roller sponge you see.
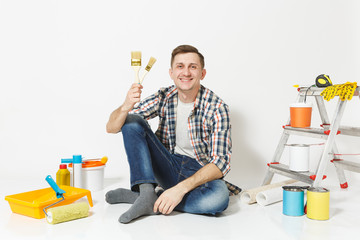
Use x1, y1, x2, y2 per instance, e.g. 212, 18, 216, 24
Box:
46, 202, 89, 224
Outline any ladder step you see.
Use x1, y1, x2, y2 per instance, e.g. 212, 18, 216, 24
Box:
332, 160, 360, 173
322, 125, 360, 137
268, 163, 314, 184
298, 87, 323, 96
283, 126, 328, 139
298, 86, 360, 97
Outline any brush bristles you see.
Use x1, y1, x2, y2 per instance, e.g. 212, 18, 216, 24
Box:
145, 57, 156, 71
131, 51, 141, 66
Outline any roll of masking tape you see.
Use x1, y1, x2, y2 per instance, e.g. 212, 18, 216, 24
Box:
307, 187, 330, 220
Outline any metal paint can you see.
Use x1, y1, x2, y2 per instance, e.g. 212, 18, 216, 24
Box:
288, 144, 310, 172
282, 186, 305, 216
307, 187, 330, 220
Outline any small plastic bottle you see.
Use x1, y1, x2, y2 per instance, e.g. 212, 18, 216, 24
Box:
56, 164, 70, 186
72, 155, 83, 188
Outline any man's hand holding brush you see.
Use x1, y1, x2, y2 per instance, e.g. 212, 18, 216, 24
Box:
123, 83, 143, 112
106, 83, 143, 134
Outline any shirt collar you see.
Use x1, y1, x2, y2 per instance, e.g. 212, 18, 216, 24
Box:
194, 85, 205, 110
166, 85, 204, 110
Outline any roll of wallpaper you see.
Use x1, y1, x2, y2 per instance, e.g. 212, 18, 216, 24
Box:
256, 181, 306, 206
256, 186, 287, 206
240, 179, 297, 204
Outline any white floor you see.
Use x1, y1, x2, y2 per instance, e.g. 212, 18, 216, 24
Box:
1, 177, 360, 240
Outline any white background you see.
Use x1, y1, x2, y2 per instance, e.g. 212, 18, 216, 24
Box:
1, 0, 360, 190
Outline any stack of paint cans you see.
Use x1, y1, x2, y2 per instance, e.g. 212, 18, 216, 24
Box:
282, 186, 330, 220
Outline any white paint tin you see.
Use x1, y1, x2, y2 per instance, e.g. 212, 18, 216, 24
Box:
288, 144, 310, 172
82, 165, 105, 192
68, 161, 106, 192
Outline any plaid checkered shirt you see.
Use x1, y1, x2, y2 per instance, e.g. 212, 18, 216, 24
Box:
129, 85, 241, 195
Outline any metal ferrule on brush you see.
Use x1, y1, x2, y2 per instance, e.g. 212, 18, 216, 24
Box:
140, 57, 156, 84
131, 59, 141, 66
145, 65, 151, 71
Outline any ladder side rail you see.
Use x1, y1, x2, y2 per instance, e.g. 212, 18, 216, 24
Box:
330, 86, 360, 187
328, 143, 348, 188
262, 132, 290, 185
332, 143, 348, 186
313, 99, 347, 187
262, 92, 305, 186
315, 95, 348, 186
315, 95, 331, 125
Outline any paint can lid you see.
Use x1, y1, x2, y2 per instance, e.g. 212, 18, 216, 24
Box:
308, 187, 329, 192
69, 161, 105, 168
282, 186, 305, 192
290, 102, 313, 108
286, 143, 310, 147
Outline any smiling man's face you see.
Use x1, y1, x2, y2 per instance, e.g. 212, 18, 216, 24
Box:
169, 52, 206, 101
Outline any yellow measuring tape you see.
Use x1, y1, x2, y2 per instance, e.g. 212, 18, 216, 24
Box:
320, 82, 357, 101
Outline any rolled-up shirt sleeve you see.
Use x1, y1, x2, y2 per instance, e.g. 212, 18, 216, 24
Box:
208, 104, 232, 176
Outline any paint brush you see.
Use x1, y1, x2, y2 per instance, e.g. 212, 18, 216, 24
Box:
140, 57, 156, 84
131, 51, 142, 83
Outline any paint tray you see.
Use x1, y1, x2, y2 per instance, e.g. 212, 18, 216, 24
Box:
5, 185, 93, 219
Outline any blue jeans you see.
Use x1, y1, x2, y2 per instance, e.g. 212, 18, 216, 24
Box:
121, 114, 229, 215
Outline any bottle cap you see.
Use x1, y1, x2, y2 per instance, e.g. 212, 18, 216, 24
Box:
73, 155, 82, 163
59, 164, 67, 169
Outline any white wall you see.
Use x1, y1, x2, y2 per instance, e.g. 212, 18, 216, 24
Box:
1, 0, 359, 189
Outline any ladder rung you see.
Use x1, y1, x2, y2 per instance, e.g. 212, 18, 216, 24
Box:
283, 126, 328, 139
322, 125, 360, 137
268, 163, 314, 184
332, 160, 360, 173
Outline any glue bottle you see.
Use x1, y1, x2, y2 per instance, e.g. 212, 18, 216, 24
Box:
61, 155, 83, 188
72, 155, 83, 188
56, 164, 70, 186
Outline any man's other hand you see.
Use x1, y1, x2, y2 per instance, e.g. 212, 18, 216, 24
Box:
153, 186, 186, 215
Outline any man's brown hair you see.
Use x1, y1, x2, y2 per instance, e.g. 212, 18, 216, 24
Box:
171, 45, 205, 69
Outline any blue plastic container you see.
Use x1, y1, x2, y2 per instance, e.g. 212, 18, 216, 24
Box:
282, 186, 304, 216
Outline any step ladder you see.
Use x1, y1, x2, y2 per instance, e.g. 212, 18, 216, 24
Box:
262, 86, 360, 188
